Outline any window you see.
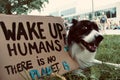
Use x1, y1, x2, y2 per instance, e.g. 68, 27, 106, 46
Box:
106, 11, 110, 18
105, 7, 116, 18
111, 7, 116, 17
50, 11, 59, 16
89, 13, 92, 20
61, 8, 76, 16
95, 11, 101, 16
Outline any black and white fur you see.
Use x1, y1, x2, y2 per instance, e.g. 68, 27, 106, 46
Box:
67, 19, 120, 69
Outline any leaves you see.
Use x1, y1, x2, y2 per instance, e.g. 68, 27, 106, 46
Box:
0, 0, 49, 14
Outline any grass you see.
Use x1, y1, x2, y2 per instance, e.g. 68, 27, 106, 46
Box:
94, 35, 120, 80
96, 35, 120, 63
63, 35, 120, 80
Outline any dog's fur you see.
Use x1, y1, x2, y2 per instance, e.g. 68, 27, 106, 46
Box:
67, 19, 120, 69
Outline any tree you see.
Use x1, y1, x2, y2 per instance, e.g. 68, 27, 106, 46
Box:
0, 0, 49, 14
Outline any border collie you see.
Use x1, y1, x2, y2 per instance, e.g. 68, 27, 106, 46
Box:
50, 19, 119, 80
67, 19, 120, 69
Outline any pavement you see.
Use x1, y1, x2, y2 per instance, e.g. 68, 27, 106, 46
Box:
100, 30, 120, 35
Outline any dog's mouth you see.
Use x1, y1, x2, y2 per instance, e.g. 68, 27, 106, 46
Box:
81, 40, 97, 52
80, 35, 103, 52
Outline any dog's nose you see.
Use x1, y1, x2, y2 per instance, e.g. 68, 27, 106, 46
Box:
96, 35, 104, 42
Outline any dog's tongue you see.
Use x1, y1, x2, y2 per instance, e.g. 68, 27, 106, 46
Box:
88, 44, 97, 52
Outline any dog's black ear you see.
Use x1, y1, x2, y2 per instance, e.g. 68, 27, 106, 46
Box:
72, 19, 78, 25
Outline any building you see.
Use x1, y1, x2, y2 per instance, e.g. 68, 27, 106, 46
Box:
50, 2, 120, 23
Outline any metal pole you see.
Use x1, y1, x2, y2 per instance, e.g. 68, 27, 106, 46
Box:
92, 0, 94, 20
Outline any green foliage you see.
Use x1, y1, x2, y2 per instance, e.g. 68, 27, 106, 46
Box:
96, 35, 120, 63
0, 0, 48, 14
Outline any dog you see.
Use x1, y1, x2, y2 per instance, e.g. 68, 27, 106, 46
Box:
48, 19, 119, 80
67, 19, 120, 69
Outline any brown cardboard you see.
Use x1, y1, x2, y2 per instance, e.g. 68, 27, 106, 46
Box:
0, 15, 79, 80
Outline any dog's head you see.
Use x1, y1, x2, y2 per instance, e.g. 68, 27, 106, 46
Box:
68, 19, 103, 52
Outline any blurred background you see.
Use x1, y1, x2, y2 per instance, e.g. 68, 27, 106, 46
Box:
29, 0, 120, 31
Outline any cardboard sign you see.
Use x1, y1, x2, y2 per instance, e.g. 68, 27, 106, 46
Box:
0, 15, 79, 80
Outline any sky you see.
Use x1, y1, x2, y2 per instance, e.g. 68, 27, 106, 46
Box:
29, 0, 120, 15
